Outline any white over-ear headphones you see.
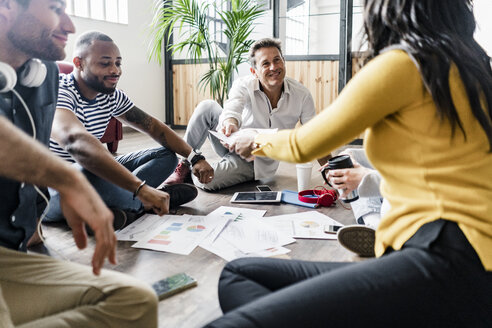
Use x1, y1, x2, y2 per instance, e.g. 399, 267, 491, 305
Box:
0, 59, 47, 93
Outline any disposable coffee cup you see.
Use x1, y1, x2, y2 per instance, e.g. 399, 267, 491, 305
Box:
296, 163, 313, 192
328, 155, 359, 203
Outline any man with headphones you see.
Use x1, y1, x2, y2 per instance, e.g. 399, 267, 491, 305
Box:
0, 1, 157, 327
44, 30, 214, 227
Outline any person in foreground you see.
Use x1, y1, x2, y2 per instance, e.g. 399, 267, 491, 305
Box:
44, 31, 213, 227
163, 38, 316, 191
206, 0, 492, 326
0, 0, 157, 327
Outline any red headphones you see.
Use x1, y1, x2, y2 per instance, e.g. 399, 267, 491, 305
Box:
298, 187, 338, 207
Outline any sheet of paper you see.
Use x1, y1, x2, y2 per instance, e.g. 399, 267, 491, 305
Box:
207, 206, 267, 219
132, 215, 228, 255
209, 130, 237, 145
220, 216, 296, 253
209, 129, 278, 145
262, 211, 343, 240
199, 206, 266, 245
116, 214, 183, 242
200, 234, 291, 262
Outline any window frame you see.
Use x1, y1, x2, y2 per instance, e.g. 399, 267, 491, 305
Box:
273, 0, 354, 91
65, 0, 129, 25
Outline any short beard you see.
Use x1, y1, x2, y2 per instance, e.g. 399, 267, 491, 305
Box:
8, 11, 65, 61
84, 74, 117, 95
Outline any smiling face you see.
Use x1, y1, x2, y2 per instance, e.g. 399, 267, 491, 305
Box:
76, 40, 122, 95
251, 46, 286, 92
7, 0, 75, 61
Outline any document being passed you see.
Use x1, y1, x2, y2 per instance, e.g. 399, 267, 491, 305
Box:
209, 128, 278, 145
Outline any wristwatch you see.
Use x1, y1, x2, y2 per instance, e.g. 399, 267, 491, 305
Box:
187, 149, 205, 167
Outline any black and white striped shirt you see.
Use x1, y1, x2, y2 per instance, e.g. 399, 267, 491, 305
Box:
50, 74, 133, 162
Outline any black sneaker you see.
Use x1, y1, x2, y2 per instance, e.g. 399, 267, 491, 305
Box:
337, 225, 376, 257
159, 183, 198, 209
86, 208, 128, 236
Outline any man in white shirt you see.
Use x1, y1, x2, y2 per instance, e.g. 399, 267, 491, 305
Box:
164, 38, 316, 191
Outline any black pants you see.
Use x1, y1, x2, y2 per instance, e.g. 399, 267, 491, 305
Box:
205, 220, 492, 327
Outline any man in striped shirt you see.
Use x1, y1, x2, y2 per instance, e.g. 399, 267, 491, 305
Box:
45, 31, 214, 227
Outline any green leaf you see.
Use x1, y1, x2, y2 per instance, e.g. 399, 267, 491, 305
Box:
148, 0, 265, 105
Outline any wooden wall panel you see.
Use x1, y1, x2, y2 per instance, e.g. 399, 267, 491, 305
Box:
172, 59, 362, 127
285, 60, 339, 114
172, 63, 211, 126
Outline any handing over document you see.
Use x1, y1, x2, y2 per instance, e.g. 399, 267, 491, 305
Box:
209, 128, 278, 145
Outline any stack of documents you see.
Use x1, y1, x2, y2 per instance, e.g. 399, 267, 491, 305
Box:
116, 206, 342, 261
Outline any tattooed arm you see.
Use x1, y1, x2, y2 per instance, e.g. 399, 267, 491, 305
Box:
51, 107, 171, 215
118, 106, 193, 158
118, 106, 214, 184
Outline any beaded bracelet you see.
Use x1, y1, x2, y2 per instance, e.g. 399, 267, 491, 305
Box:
133, 180, 147, 199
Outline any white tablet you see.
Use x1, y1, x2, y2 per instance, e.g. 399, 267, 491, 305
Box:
230, 191, 282, 203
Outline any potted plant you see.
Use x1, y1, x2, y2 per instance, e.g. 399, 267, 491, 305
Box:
148, 0, 266, 106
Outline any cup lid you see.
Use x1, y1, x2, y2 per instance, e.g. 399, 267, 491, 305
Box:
328, 155, 353, 169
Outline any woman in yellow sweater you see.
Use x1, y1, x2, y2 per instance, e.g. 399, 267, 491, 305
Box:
205, 0, 492, 327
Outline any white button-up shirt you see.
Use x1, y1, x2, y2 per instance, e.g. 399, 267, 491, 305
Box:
219, 75, 316, 179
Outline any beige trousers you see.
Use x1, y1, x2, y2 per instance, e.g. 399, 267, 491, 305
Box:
0, 247, 158, 328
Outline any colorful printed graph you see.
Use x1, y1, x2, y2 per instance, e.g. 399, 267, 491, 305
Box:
300, 221, 320, 229
147, 223, 184, 245
166, 223, 183, 231
149, 239, 171, 245
187, 225, 206, 232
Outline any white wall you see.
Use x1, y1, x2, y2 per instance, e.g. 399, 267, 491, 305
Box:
64, 0, 166, 122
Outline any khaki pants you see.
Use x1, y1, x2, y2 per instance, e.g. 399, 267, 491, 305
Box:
0, 247, 158, 328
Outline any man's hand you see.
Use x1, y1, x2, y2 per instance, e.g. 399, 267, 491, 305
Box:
192, 159, 214, 184
58, 173, 116, 276
221, 118, 239, 137
137, 185, 170, 215
232, 129, 259, 162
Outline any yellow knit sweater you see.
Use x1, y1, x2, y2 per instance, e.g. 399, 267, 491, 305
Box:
253, 49, 492, 270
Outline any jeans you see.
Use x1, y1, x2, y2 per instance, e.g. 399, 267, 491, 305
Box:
184, 100, 255, 191
44, 147, 178, 221
205, 220, 492, 327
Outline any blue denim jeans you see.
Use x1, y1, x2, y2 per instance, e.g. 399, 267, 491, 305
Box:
44, 147, 178, 222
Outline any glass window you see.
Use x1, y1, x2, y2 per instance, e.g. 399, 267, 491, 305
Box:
280, 0, 341, 56
172, 0, 228, 60
73, 0, 89, 18
66, 0, 128, 24
474, 0, 492, 56
90, 0, 105, 21
352, 0, 365, 51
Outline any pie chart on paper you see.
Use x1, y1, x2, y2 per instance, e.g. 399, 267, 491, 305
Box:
300, 221, 320, 229
187, 225, 206, 232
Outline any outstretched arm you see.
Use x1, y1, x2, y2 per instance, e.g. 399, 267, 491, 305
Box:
0, 116, 115, 275
119, 106, 214, 184
51, 107, 170, 215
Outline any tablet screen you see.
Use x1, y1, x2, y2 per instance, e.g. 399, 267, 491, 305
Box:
231, 191, 281, 203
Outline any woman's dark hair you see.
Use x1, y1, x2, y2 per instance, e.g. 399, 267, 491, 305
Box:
362, 0, 492, 150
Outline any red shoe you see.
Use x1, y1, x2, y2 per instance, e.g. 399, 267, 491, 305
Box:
163, 162, 192, 185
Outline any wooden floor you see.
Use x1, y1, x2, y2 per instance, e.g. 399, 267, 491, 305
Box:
33, 129, 363, 328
